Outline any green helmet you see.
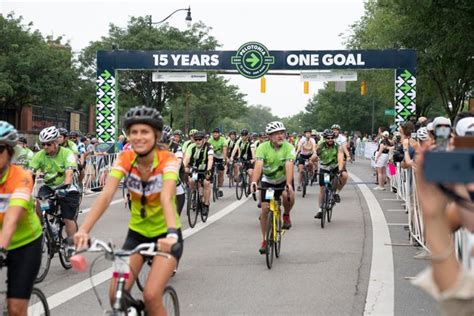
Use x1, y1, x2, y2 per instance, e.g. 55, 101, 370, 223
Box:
189, 129, 198, 137
311, 129, 317, 136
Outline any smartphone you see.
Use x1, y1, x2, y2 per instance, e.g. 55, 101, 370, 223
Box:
424, 150, 474, 183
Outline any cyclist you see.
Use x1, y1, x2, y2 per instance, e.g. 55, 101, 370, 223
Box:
57, 127, 79, 154
231, 129, 255, 192
183, 131, 214, 216
331, 124, 351, 163
69, 130, 86, 189
0, 121, 43, 316
314, 129, 346, 219
75, 106, 182, 315
29, 126, 80, 238
208, 128, 227, 197
171, 129, 183, 146
296, 128, 317, 192
182, 129, 198, 158
251, 121, 295, 253
12, 136, 34, 168
226, 130, 238, 182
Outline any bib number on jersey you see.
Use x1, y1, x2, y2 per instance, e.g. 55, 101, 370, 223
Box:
265, 188, 275, 200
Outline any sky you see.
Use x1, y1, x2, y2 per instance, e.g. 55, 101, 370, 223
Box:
1, 0, 366, 118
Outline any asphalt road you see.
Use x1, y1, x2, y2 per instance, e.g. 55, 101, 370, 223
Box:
34, 159, 440, 315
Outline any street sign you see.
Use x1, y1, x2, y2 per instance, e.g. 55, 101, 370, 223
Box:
152, 72, 207, 82
300, 71, 357, 82
385, 109, 396, 116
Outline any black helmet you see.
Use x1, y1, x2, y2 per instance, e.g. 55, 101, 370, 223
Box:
68, 130, 80, 137
322, 129, 335, 138
123, 106, 163, 131
58, 127, 68, 136
304, 128, 312, 133
229, 130, 236, 135
212, 128, 220, 133
240, 128, 249, 136
193, 131, 206, 140
18, 136, 28, 144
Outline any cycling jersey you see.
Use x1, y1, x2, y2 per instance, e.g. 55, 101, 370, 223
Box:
109, 149, 181, 238
12, 145, 34, 168
226, 138, 237, 158
298, 137, 316, 155
182, 140, 193, 155
255, 141, 296, 184
0, 165, 42, 250
186, 143, 214, 171
317, 142, 339, 170
235, 139, 253, 161
64, 140, 79, 154
335, 134, 347, 147
208, 136, 227, 159
29, 146, 78, 187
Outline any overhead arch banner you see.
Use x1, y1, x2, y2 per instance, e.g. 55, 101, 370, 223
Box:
96, 42, 416, 142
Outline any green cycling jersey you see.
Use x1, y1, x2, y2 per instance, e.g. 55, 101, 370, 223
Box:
208, 135, 227, 159
317, 141, 339, 169
29, 146, 78, 187
255, 141, 295, 184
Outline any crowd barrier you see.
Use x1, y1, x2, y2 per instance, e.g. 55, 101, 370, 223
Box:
356, 141, 473, 267
82, 152, 118, 193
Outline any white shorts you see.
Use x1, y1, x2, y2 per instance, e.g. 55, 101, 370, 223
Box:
375, 153, 389, 168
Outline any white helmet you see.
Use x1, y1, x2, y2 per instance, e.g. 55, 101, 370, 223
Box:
265, 121, 286, 135
39, 126, 59, 143
416, 127, 430, 141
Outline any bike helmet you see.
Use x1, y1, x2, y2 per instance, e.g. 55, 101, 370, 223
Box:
58, 127, 69, 136
311, 129, 317, 136
162, 125, 172, 136
304, 128, 312, 133
123, 106, 163, 131
240, 128, 249, 136
173, 129, 182, 136
39, 126, 60, 143
18, 136, 28, 144
331, 124, 341, 130
0, 121, 19, 147
416, 127, 429, 141
68, 130, 80, 137
265, 121, 286, 135
193, 131, 206, 140
212, 128, 220, 133
322, 129, 335, 138
229, 130, 236, 136
189, 129, 198, 137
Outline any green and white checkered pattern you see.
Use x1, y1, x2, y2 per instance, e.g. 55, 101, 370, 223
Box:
96, 69, 116, 142
394, 69, 416, 125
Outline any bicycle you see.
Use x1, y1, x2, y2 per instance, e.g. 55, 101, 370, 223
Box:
71, 238, 180, 315
226, 159, 234, 188
259, 186, 288, 269
0, 258, 50, 315
35, 184, 78, 283
235, 160, 250, 200
211, 161, 224, 202
318, 169, 340, 228
301, 160, 312, 198
186, 168, 209, 227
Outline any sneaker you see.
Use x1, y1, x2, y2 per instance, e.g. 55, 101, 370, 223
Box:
314, 210, 322, 219
373, 187, 385, 191
218, 190, 224, 197
283, 214, 292, 230
259, 241, 267, 254
334, 193, 341, 203
202, 205, 209, 216
297, 186, 301, 192
84, 189, 94, 194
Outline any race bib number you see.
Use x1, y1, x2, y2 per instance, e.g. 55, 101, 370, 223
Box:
39, 199, 50, 211
114, 256, 130, 275
324, 173, 331, 184
265, 188, 275, 200
192, 172, 198, 181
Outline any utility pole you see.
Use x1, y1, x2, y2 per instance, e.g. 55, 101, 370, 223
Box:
371, 99, 375, 135
184, 91, 190, 135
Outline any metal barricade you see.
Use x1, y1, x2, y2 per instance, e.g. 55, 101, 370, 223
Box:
83, 153, 118, 193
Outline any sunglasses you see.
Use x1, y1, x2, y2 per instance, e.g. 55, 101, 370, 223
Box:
325, 137, 334, 140
194, 138, 203, 141
0, 145, 8, 154
140, 193, 147, 219
42, 142, 54, 147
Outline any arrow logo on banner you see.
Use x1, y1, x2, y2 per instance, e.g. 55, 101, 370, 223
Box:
395, 102, 405, 111
401, 95, 412, 106
395, 115, 405, 123
407, 77, 416, 86
245, 53, 260, 68
400, 69, 412, 80
395, 77, 404, 87
406, 90, 416, 99
97, 76, 105, 86
400, 108, 411, 119
395, 90, 405, 99
101, 70, 111, 80
407, 104, 416, 112
107, 76, 115, 86
400, 83, 411, 93
97, 89, 105, 100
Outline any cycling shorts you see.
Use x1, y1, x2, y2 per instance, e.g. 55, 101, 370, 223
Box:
297, 154, 313, 165
319, 168, 339, 187
242, 160, 254, 170
6, 236, 42, 299
122, 229, 183, 262
58, 191, 81, 220
260, 181, 286, 203
213, 158, 225, 171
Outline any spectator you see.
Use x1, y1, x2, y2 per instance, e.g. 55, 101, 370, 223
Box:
83, 137, 96, 194
117, 135, 125, 152
374, 131, 392, 190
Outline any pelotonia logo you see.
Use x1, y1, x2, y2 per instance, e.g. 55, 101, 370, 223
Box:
231, 42, 275, 79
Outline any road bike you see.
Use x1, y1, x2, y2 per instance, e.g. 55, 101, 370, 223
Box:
318, 169, 340, 228
226, 159, 234, 188
260, 186, 288, 269
211, 161, 224, 202
71, 238, 180, 315
186, 168, 209, 228
301, 160, 313, 198
0, 255, 50, 315
35, 184, 78, 283
235, 160, 250, 200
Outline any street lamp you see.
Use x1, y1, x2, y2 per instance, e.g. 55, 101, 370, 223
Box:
148, 7, 192, 27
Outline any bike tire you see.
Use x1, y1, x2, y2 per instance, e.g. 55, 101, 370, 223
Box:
35, 232, 52, 283
58, 224, 73, 270
321, 189, 329, 229
265, 212, 274, 269
212, 172, 218, 202
136, 259, 151, 292
274, 211, 282, 258
302, 172, 307, 198
243, 174, 249, 198
188, 189, 198, 228
327, 204, 333, 223
28, 287, 50, 316
235, 174, 243, 200
200, 195, 209, 223
163, 285, 180, 316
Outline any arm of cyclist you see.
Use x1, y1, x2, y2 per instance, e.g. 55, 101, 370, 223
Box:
74, 175, 121, 250
343, 142, 351, 162
0, 205, 27, 249
251, 159, 263, 192
285, 160, 294, 192
337, 147, 346, 173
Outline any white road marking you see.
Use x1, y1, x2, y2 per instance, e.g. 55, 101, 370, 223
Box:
79, 199, 124, 215
42, 196, 251, 311
387, 223, 408, 226
386, 209, 405, 212
349, 172, 394, 316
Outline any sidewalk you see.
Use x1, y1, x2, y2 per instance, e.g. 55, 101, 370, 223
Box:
348, 158, 440, 315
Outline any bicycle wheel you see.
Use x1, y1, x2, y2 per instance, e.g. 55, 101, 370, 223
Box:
35, 232, 52, 283
302, 171, 307, 198
187, 189, 198, 228
58, 225, 72, 270
212, 172, 218, 202
162, 285, 180, 316
200, 191, 209, 223
321, 189, 328, 229
136, 259, 151, 292
274, 210, 282, 258
243, 175, 249, 198
235, 174, 243, 200
28, 287, 50, 316
265, 212, 274, 269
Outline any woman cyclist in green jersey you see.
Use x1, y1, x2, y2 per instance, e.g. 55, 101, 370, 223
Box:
0, 121, 43, 316
74, 106, 182, 316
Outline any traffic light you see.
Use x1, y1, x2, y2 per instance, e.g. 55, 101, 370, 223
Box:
303, 81, 309, 94
360, 80, 367, 96
260, 77, 266, 93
